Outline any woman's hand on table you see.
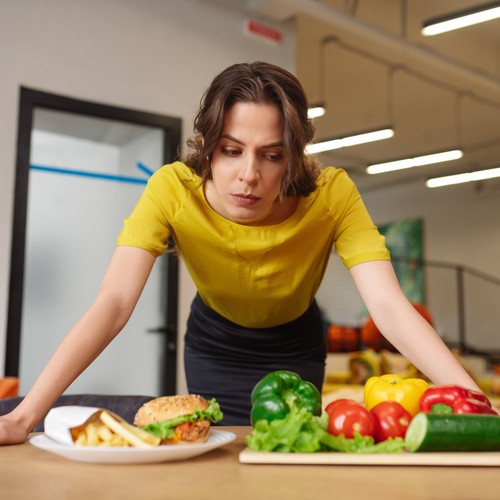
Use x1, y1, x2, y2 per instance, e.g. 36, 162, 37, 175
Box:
0, 413, 31, 445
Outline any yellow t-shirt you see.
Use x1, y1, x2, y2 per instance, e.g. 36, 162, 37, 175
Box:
117, 162, 390, 328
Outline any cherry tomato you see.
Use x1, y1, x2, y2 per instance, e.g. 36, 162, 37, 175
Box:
327, 402, 376, 438
324, 398, 358, 416
370, 401, 412, 443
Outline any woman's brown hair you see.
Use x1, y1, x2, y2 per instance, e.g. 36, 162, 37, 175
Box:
183, 61, 320, 198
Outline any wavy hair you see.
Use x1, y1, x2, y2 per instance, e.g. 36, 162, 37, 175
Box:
183, 62, 320, 198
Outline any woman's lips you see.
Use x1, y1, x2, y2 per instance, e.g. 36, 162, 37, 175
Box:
231, 193, 261, 206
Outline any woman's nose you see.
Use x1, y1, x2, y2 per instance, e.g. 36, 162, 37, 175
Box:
239, 156, 260, 184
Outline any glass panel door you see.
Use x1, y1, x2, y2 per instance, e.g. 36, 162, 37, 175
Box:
20, 110, 165, 395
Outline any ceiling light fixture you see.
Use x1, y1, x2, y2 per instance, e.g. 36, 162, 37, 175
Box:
305, 127, 394, 154
422, 2, 500, 36
426, 166, 500, 188
307, 36, 330, 120
307, 103, 326, 119
366, 149, 463, 175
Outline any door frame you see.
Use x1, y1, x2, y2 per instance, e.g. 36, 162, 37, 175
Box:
6, 87, 182, 394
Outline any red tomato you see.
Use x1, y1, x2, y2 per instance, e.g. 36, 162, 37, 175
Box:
327, 402, 376, 438
370, 401, 412, 443
325, 398, 358, 416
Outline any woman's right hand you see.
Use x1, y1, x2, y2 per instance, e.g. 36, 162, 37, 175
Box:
0, 413, 31, 445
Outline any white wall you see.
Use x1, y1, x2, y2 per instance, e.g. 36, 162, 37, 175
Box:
0, 0, 295, 390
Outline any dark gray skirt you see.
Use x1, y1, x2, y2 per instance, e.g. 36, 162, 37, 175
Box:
184, 294, 326, 425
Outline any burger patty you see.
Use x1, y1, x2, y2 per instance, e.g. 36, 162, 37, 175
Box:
167, 419, 211, 444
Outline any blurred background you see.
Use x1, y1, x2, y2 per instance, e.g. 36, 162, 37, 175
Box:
1, 0, 499, 400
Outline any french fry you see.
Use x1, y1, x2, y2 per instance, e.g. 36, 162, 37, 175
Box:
110, 434, 127, 446
97, 425, 114, 443
70, 410, 160, 447
73, 429, 88, 446
99, 411, 160, 447
86, 422, 99, 446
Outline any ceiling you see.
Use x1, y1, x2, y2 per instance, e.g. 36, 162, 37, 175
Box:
202, 0, 500, 193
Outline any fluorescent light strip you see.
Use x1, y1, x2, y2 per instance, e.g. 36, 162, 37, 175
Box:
305, 128, 394, 154
422, 3, 500, 36
366, 149, 463, 175
427, 166, 500, 188
307, 105, 326, 119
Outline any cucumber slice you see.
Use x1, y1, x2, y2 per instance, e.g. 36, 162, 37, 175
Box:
405, 413, 500, 452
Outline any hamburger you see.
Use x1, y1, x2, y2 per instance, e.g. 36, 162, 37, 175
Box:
134, 394, 223, 444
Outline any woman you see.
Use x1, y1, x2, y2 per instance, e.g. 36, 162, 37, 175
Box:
0, 62, 482, 441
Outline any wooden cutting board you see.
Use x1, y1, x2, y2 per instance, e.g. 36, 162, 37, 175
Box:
239, 448, 500, 466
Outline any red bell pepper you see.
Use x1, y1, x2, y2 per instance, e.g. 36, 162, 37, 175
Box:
452, 398, 497, 415
419, 385, 494, 415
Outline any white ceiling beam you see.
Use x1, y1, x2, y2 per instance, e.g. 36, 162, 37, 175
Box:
246, 0, 500, 104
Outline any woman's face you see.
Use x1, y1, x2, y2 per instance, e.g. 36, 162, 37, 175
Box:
205, 102, 290, 226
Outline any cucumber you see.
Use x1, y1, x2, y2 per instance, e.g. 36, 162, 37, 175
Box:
405, 413, 500, 452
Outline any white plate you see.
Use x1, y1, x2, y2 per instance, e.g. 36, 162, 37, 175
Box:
29, 430, 236, 464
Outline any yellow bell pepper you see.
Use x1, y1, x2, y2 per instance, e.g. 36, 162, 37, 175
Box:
364, 374, 429, 416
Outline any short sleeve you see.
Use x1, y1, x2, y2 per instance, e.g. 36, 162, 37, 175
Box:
116, 168, 174, 257
323, 169, 390, 268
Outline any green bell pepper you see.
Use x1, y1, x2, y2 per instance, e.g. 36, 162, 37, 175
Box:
250, 370, 322, 426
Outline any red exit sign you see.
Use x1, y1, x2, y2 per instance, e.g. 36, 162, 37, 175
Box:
245, 19, 282, 43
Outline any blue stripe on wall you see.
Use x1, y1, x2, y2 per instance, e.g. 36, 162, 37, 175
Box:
136, 161, 155, 177
30, 164, 152, 185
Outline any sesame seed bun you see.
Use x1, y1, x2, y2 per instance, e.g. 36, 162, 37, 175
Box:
134, 395, 209, 426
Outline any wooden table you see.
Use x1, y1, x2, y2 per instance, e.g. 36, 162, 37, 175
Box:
1, 427, 499, 500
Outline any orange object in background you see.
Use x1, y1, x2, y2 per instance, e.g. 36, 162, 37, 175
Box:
327, 325, 360, 352
360, 303, 434, 352
0, 377, 19, 399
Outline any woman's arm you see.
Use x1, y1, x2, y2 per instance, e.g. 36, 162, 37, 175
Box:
0, 246, 156, 444
349, 260, 481, 392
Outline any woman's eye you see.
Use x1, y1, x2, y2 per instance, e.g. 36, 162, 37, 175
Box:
264, 152, 284, 161
221, 147, 241, 156
219, 146, 283, 161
